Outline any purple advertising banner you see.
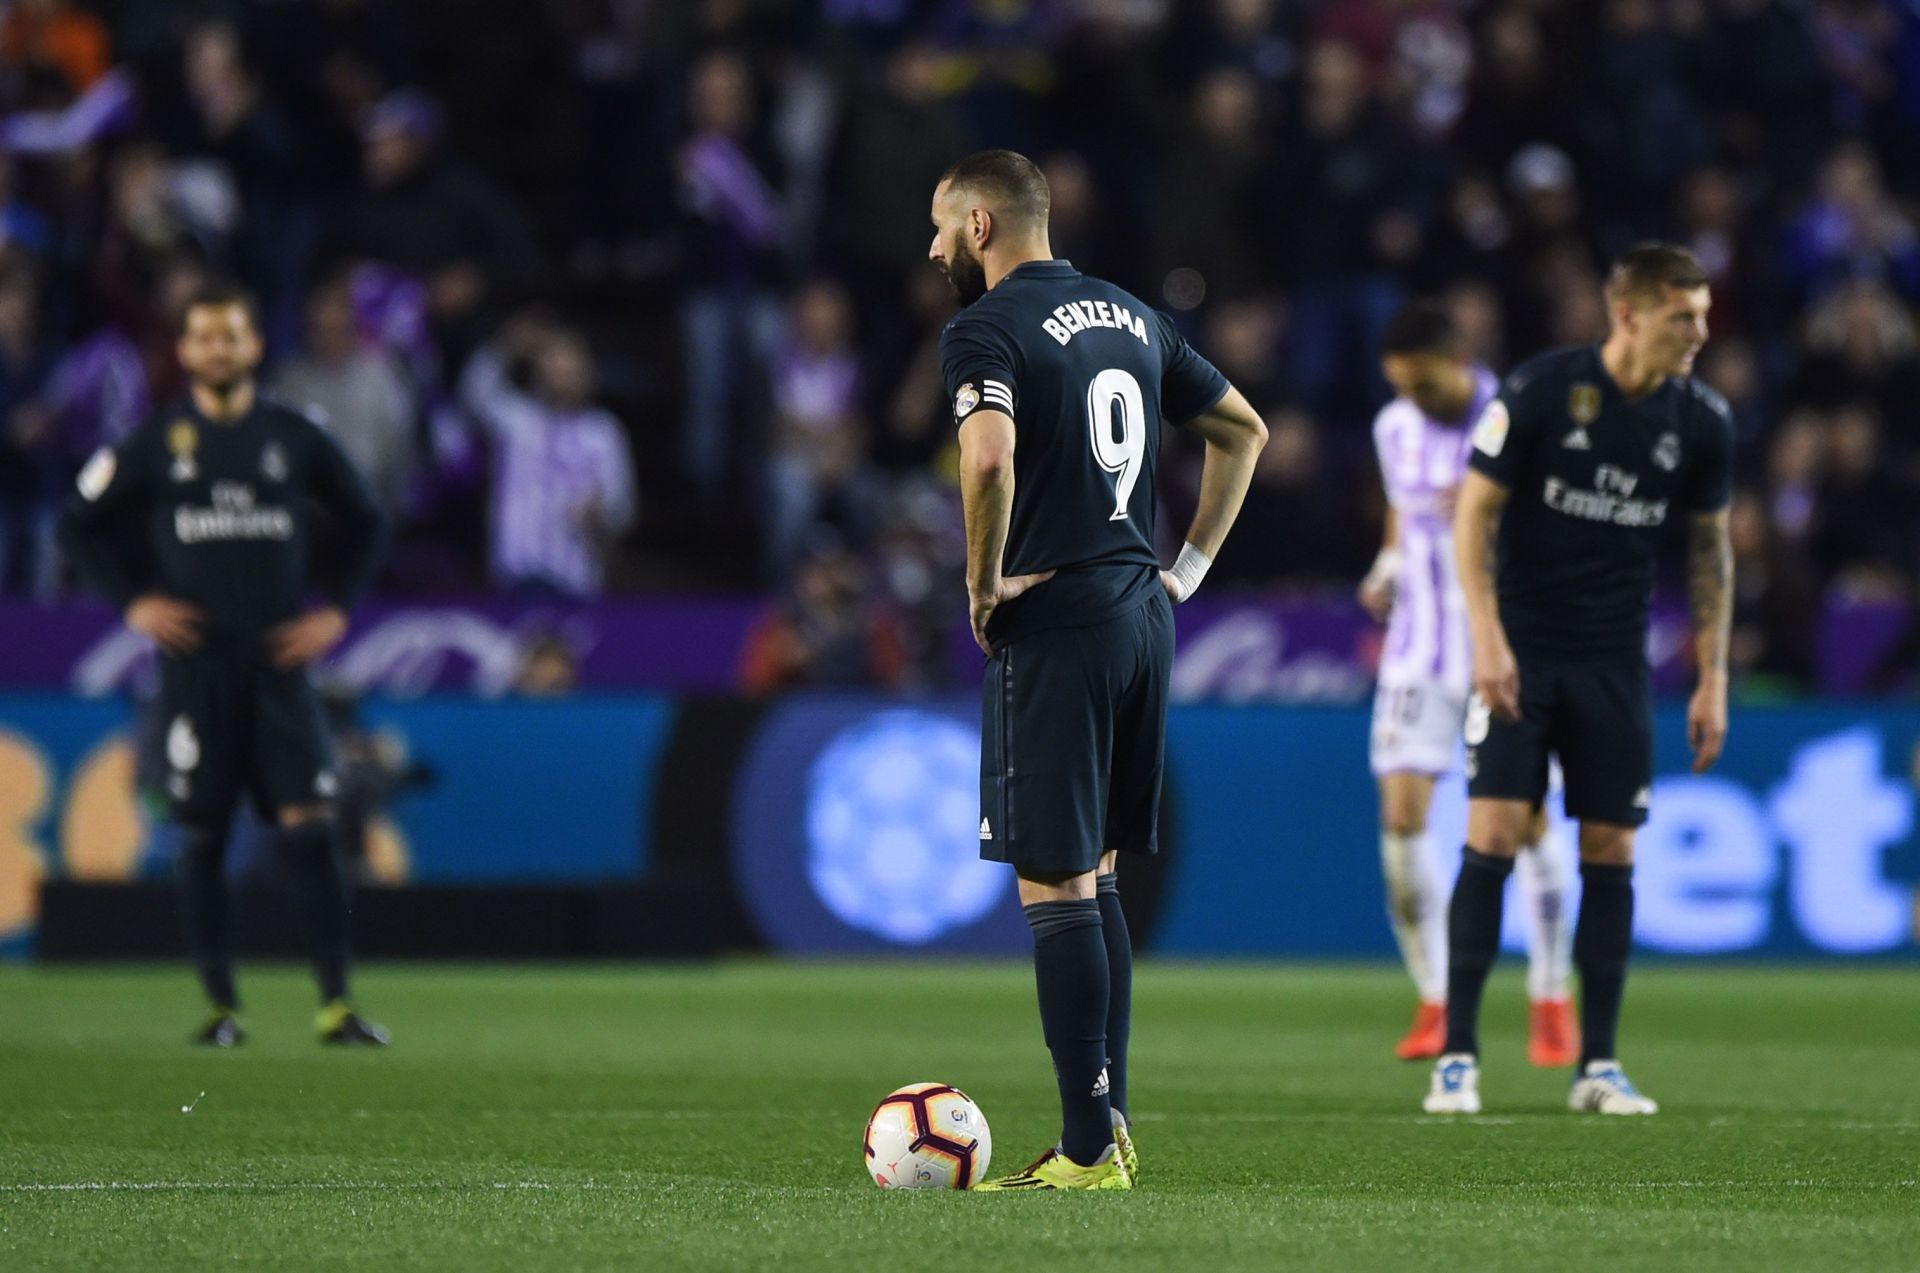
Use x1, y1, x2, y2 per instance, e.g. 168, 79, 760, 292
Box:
0, 595, 1908, 700
0, 598, 764, 698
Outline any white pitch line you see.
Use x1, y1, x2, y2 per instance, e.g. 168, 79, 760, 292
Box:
2, 1178, 1911, 1195
1133, 1111, 1919, 1130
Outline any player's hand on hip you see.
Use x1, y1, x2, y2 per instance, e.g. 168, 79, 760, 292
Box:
1473, 632, 1522, 722
968, 572, 1054, 656
268, 606, 349, 668
1356, 573, 1394, 622
1687, 675, 1729, 773
126, 594, 205, 654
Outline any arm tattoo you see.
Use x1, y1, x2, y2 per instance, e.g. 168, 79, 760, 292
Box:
1688, 509, 1733, 675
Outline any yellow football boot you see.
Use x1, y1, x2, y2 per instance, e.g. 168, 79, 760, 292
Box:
1112, 1116, 1139, 1185
974, 1144, 1132, 1191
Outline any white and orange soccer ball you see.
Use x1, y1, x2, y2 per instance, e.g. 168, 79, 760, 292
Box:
863, 1083, 992, 1190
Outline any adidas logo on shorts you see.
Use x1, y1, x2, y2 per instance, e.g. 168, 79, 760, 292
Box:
979, 817, 993, 841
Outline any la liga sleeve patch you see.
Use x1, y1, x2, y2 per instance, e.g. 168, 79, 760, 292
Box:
1472, 399, 1510, 457
76, 447, 116, 501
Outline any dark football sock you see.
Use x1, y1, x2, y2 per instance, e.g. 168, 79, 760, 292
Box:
279, 821, 352, 1005
1024, 898, 1112, 1166
176, 825, 237, 1010
1443, 847, 1514, 1057
1095, 873, 1132, 1123
1574, 861, 1634, 1066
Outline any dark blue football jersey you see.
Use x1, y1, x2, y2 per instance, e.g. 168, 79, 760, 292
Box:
1467, 345, 1734, 662
59, 395, 387, 653
939, 259, 1229, 645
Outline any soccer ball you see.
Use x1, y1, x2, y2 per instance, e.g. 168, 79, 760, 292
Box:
864, 1083, 992, 1190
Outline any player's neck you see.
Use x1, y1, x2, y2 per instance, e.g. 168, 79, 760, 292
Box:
191, 379, 256, 424
1598, 336, 1669, 402
1437, 369, 1478, 423
983, 237, 1055, 292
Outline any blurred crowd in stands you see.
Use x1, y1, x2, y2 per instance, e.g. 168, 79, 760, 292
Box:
0, 0, 1915, 695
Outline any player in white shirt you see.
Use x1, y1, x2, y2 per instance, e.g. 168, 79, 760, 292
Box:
1359, 302, 1578, 1066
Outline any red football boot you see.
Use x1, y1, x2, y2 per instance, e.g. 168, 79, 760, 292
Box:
1528, 997, 1580, 1068
1395, 1001, 1447, 1061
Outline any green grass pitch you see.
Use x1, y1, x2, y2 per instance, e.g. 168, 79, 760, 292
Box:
1, 962, 1915, 1270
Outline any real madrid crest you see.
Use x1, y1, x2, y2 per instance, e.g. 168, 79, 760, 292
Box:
1569, 383, 1601, 425
261, 440, 289, 482
953, 382, 980, 420
167, 419, 199, 482
1652, 431, 1681, 472
1562, 383, 1599, 450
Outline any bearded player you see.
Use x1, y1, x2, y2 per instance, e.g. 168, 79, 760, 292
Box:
59, 283, 390, 1047
1359, 301, 1578, 1068
931, 150, 1266, 1189
1428, 244, 1733, 1115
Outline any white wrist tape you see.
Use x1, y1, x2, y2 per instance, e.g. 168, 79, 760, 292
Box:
1364, 547, 1402, 589
1166, 542, 1212, 603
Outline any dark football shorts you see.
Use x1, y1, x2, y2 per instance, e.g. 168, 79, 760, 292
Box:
979, 591, 1174, 878
156, 654, 338, 827
1465, 657, 1653, 826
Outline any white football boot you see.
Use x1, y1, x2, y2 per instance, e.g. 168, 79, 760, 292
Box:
1568, 1060, 1659, 1115
1423, 1052, 1482, 1114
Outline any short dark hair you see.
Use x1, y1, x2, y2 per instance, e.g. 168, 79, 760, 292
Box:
181, 280, 261, 334
940, 149, 1050, 229
1606, 242, 1709, 306
1380, 300, 1462, 357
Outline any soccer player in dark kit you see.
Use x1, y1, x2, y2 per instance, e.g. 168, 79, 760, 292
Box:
1428, 244, 1735, 1115
59, 284, 391, 1047
930, 151, 1268, 1188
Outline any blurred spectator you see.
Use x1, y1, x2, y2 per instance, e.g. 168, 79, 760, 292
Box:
1417, 172, 1512, 294
739, 540, 907, 693
1, 0, 110, 98
1206, 407, 1367, 587
1814, 405, 1913, 596
1588, 0, 1712, 211
1443, 278, 1506, 370
1792, 279, 1920, 455
876, 266, 959, 470
768, 279, 875, 573
1451, 5, 1579, 176
87, 144, 201, 340
271, 276, 416, 516
0, 0, 1905, 672
1278, 39, 1416, 422
1674, 167, 1754, 332
1176, 0, 1297, 94
1156, 67, 1275, 315
1040, 152, 1123, 286
1695, 336, 1768, 455
0, 152, 50, 259
869, 477, 964, 689
823, 42, 972, 320
1785, 140, 1920, 303
1765, 410, 1827, 549
0, 267, 54, 593
321, 691, 430, 886
171, 21, 305, 329
676, 49, 787, 498
1727, 488, 1819, 693
17, 324, 148, 513
460, 318, 636, 597
1204, 298, 1291, 410
512, 630, 581, 697
335, 87, 540, 358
